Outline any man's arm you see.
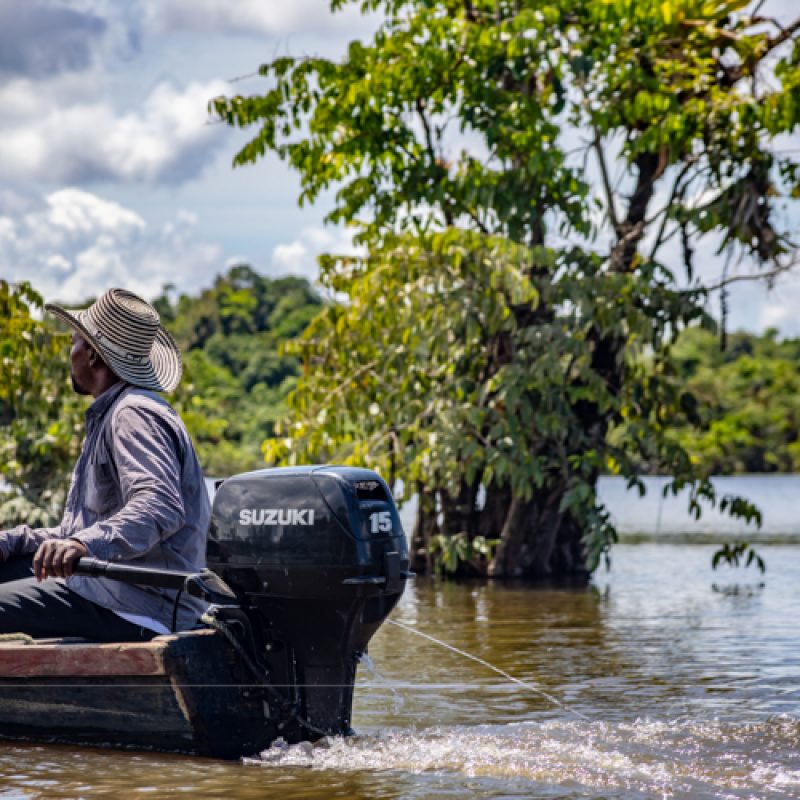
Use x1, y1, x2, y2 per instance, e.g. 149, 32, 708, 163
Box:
69, 403, 186, 562
0, 523, 63, 562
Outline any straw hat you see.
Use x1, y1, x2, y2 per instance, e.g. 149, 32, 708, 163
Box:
45, 288, 183, 393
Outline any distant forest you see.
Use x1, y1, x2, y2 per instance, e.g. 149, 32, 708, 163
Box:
153, 265, 324, 476
668, 327, 800, 475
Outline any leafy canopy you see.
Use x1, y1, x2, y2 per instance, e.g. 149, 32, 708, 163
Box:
213, 0, 799, 573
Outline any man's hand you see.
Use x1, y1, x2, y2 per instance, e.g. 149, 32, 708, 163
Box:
33, 539, 88, 581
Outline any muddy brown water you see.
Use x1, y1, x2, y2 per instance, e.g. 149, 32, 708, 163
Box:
0, 543, 797, 799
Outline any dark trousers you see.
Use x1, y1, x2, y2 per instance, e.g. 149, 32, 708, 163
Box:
0, 555, 154, 642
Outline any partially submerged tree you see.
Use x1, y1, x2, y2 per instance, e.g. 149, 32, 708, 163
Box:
214, 0, 800, 578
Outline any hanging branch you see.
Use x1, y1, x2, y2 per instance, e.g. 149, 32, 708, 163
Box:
719, 247, 734, 351
415, 97, 454, 226
593, 133, 620, 232
680, 219, 695, 284
693, 254, 800, 293
649, 160, 696, 262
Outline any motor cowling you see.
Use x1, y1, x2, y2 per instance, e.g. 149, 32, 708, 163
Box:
207, 466, 410, 739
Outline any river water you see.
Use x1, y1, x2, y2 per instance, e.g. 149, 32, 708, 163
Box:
0, 480, 797, 798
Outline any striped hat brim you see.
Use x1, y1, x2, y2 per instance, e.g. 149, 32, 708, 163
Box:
45, 303, 183, 393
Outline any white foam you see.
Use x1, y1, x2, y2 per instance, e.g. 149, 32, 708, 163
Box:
243, 718, 800, 797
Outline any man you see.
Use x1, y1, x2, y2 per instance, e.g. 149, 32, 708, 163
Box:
0, 288, 211, 641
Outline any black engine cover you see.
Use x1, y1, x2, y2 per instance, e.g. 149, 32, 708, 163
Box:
207, 466, 410, 738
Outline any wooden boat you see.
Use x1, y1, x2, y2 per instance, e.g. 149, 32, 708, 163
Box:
0, 630, 270, 759
0, 467, 411, 759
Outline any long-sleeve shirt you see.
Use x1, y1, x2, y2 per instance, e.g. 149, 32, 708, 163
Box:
0, 382, 211, 631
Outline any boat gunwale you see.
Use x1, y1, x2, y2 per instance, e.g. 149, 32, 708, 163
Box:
0, 629, 218, 678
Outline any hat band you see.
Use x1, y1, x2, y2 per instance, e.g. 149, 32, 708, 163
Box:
84, 320, 149, 365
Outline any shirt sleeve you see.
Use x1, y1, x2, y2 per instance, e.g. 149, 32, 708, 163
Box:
0, 524, 63, 560
70, 404, 186, 561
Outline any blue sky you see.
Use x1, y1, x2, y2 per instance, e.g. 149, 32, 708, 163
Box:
0, 0, 798, 335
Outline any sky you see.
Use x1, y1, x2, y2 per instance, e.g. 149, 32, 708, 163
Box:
0, 0, 798, 335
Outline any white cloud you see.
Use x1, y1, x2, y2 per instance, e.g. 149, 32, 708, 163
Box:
0, 188, 223, 303
271, 226, 363, 283
46, 188, 145, 234
142, 0, 380, 39
0, 78, 230, 185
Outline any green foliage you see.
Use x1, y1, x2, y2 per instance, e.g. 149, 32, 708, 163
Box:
214, 1, 800, 576
430, 532, 498, 576
159, 266, 324, 476
0, 282, 83, 527
263, 230, 721, 570
668, 328, 800, 474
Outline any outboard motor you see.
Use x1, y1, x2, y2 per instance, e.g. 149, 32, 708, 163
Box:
207, 465, 410, 740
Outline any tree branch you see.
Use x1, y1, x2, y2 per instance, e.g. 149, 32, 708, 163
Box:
415, 97, 454, 226
416, 97, 440, 166
649, 161, 695, 261
458, 204, 490, 234
609, 152, 660, 272
763, 16, 800, 54
593, 133, 619, 232
694, 256, 799, 293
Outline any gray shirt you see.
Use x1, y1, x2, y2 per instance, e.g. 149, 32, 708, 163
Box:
0, 382, 211, 631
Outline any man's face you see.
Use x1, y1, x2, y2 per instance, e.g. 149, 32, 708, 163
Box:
70, 331, 94, 395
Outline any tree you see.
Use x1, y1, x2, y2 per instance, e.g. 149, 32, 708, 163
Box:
213, 0, 800, 578
0, 282, 83, 527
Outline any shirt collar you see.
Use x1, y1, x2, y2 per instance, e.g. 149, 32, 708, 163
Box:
86, 381, 129, 422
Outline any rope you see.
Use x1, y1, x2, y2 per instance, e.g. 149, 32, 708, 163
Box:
387, 619, 592, 723
200, 612, 271, 685
171, 589, 183, 634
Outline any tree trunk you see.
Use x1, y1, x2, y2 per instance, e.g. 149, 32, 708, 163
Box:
478, 482, 511, 540
409, 482, 438, 574
411, 153, 660, 581
411, 479, 590, 581
487, 485, 589, 580
440, 478, 478, 537
484, 152, 660, 581
487, 494, 535, 577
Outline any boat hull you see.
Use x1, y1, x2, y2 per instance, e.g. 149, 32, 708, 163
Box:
0, 630, 279, 759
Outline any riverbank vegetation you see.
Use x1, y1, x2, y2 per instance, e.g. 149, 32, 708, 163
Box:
0, 270, 323, 527
0, 281, 83, 528
2, 279, 799, 553
669, 328, 800, 475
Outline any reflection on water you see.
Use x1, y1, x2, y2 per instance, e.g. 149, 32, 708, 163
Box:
0, 544, 797, 798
